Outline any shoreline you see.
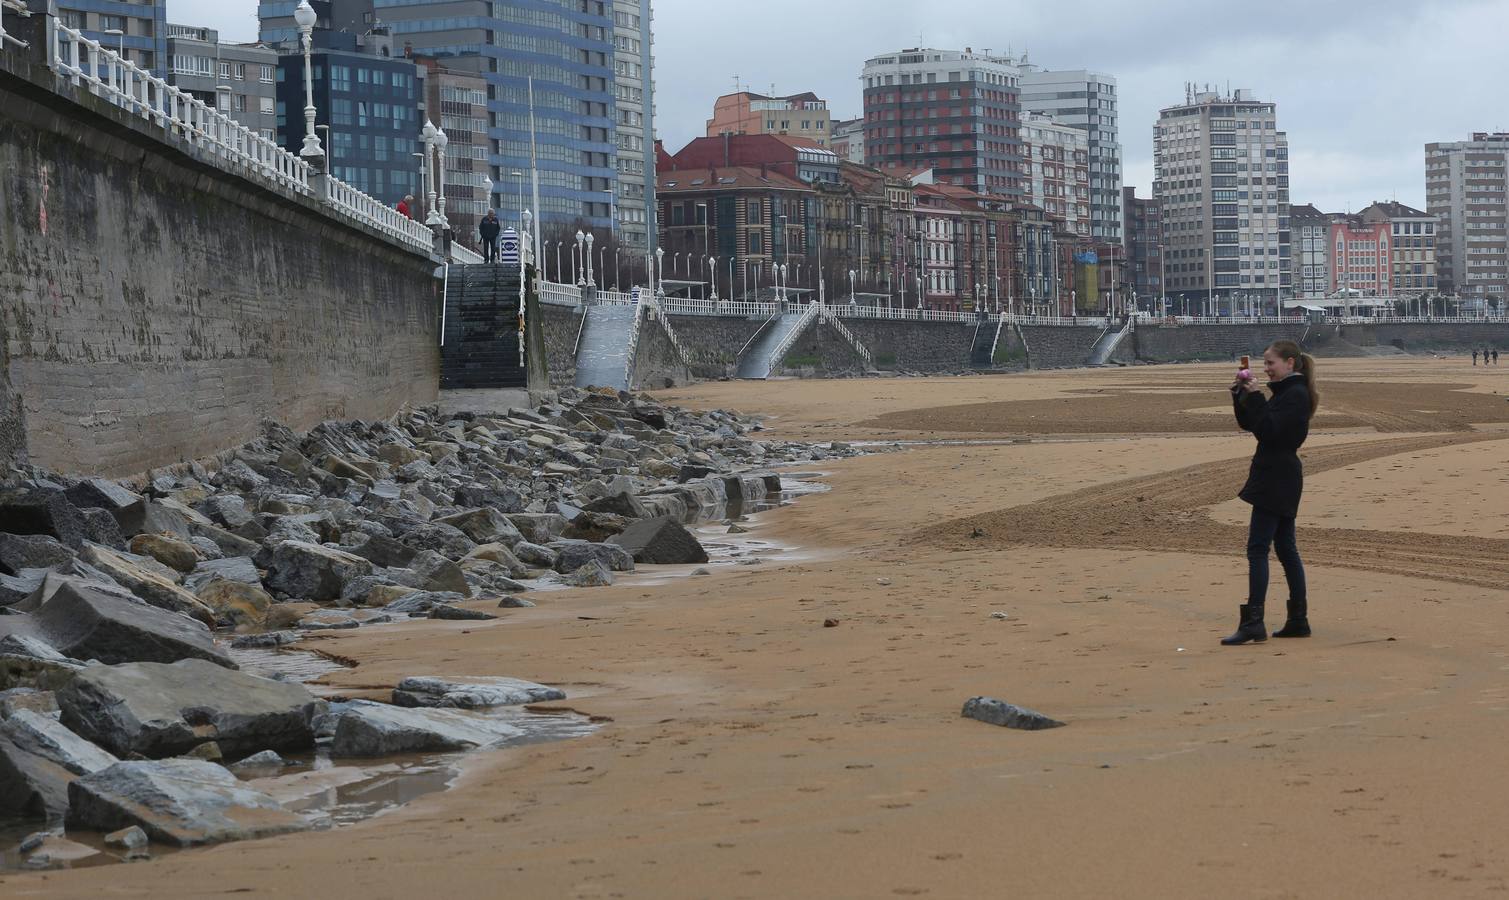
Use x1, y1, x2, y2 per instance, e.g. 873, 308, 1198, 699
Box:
7, 358, 1509, 899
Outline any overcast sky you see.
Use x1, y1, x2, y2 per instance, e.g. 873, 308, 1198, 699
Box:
181, 0, 1509, 213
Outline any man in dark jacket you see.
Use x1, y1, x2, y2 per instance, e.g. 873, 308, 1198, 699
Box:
1224, 341, 1317, 645
479, 210, 501, 264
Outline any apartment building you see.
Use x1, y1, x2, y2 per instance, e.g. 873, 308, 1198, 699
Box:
165, 25, 278, 142
1021, 112, 1089, 237
707, 90, 831, 146
1425, 133, 1508, 300
861, 47, 1024, 199
1018, 65, 1121, 242
1154, 88, 1291, 307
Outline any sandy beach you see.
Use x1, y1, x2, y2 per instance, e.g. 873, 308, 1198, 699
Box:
7, 356, 1509, 899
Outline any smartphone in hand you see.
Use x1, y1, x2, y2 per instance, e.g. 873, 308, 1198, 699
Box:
1237, 355, 1253, 383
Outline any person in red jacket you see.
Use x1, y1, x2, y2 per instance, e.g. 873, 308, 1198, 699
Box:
397, 195, 416, 220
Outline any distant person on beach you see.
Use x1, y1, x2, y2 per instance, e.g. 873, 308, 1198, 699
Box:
1473, 349, 1479, 366
1224, 339, 1318, 645
1495, 349, 1500, 365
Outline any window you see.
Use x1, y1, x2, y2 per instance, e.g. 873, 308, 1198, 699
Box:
260, 64, 274, 83
259, 97, 274, 115
747, 199, 761, 224
99, 14, 126, 32
750, 233, 763, 254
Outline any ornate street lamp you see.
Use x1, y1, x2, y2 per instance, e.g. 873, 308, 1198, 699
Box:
420, 120, 441, 227
434, 127, 449, 227
654, 246, 664, 297
293, 1, 323, 164
585, 232, 596, 287
575, 230, 586, 287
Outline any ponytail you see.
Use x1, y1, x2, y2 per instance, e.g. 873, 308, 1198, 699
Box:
1268, 340, 1319, 418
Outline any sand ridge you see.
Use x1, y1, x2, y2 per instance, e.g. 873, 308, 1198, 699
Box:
7, 357, 1509, 899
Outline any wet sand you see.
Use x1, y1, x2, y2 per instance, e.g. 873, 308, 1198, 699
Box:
9, 357, 1509, 899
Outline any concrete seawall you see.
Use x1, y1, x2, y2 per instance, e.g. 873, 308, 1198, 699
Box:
1, 36, 439, 476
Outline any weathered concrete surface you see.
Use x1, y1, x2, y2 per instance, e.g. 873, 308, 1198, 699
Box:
0, 38, 440, 476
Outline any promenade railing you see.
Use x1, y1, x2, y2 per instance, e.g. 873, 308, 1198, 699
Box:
42, 21, 434, 255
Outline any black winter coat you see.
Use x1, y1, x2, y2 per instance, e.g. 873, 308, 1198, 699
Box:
1232, 374, 1311, 517
479, 217, 501, 241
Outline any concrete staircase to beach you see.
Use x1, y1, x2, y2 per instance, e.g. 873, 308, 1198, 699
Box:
573, 304, 639, 391
441, 264, 527, 390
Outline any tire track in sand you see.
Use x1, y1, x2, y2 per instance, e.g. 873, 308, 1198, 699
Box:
922, 432, 1509, 590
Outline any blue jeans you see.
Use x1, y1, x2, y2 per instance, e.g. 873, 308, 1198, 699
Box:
1247, 507, 1306, 607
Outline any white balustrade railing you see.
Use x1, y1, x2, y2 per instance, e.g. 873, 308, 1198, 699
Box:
539, 281, 581, 306
658, 296, 780, 318
623, 292, 646, 389
2, 0, 32, 48
767, 302, 820, 370
595, 288, 636, 305
817, 306, 874, 369
448, 242, 483, 265
42, 22, 437, 255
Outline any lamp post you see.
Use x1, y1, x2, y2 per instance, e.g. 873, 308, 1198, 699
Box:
420, 120, 441, 227
434, 127, 449, 228
604, 188, 616, 239
554, 240, 562, 284
575, 230, 586, 287
293, 1, 323, 165
780, 264, 788, 304
510, 171, 523, 229
727, 256, 734, 303
655, 246, 664, 297
708, 256, 718, 302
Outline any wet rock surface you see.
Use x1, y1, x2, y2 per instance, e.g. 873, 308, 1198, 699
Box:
0, 388, 858, 863
57, 660, 324, 759
66, 759, 307, 847
961, 696, 1067, 731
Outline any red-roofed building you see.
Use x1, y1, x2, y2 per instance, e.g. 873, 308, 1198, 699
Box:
706, 90, 832, 147
657, 166, 814, 298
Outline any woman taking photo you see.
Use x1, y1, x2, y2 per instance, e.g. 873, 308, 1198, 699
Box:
1223, 339, 1319, 645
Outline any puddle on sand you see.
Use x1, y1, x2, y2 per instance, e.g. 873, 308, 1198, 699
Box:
227, 645, 351, 686
619, 472, 834, 587
0, 700, 594, 873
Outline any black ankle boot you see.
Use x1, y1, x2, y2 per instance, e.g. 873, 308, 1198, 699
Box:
1220, 603, 1267, 645
1272, 618, 1310, 638
1273, 597, 1309, 638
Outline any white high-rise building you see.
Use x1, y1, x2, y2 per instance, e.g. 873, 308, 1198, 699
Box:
1018, 66, 1122, 243
612, 0, 657, 255
1425, 132, 1509, 301
1154, 88, 1291, 309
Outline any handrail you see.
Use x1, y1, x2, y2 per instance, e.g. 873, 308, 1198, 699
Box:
766, 303, 821, 372
539, 281, 581, 307
817, 305, 874, 369
571, 301, 589, 359
449, 242, 483, 265
2, 0, 31, 49
439, 264, 451, 347
644, 293, 689, 367
738, 308, 783, 360
623, 293, 646, 390
44, 22, 435, 255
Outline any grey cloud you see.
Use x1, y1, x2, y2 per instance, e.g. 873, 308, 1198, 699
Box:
171, 0, 1509, 213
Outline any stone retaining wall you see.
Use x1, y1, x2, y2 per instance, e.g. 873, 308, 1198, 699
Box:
538, 304, 583, 387
841, 319, 975, 372
665, 315, 769, 379
0, 44, 438, 476
1018, 325, 1106, 369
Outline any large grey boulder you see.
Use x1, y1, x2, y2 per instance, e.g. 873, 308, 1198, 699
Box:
391, 676, 565, 710
505, 512, 569, 545
188, 521, 262, 559
262, 540, 373, 601
57, 659, 323, 759
25, 576, 233, 668
326, 700, 524, 758
565, 559, 613, 587
64, 478, 141, 512
551, 541, 635, 574
961, 696, 1066, 731
183, 556, 261, 594
78, 543, 214, 624
511, 541, 558, 569
407, 550, 471, 596
67, 759, 306, 846
397, 523, 477, 560
0, 533, 77, 575
435, 508, 524, 546
348, 533, 418, 568
0, 488, 88, 548
110, 499, 192, 540
1, 709, 118, 775
1, 569, 47, 607
0, 734, 74, 820
583, 491, 649, 519
608, 517, 709, 565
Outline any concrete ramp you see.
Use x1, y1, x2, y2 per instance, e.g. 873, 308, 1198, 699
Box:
736, 307, 818, 379
574, 305, 639, 391
1087, 321, 1133, 366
